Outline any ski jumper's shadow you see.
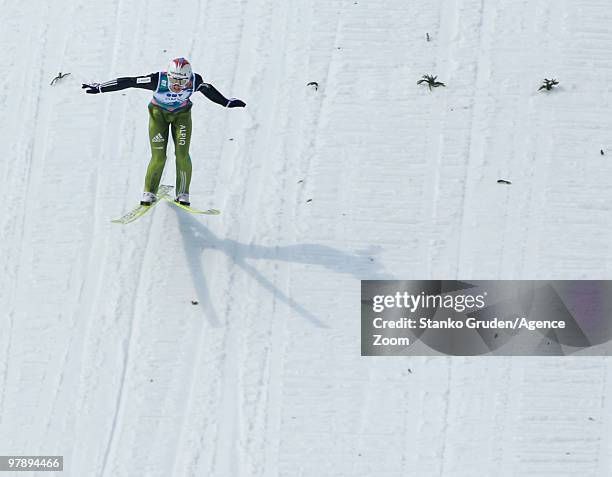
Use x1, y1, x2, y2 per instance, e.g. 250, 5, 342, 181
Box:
173, 209, 388, 327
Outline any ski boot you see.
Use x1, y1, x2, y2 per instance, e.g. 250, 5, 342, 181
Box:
140, 191, 157, 206
175, 193, 190, 206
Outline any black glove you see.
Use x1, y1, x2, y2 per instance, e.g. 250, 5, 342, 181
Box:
82, 83, 101, 94
226, 98, 246, 108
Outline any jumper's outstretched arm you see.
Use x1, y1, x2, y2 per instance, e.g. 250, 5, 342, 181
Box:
82, 73, 159, 94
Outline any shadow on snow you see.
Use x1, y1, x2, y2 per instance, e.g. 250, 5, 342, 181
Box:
173, 209, 389, 328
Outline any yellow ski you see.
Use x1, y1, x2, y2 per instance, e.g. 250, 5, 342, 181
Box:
111, 185, 174, 224
163, 197, 220, 215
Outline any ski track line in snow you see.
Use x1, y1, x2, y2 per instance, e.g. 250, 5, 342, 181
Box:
0, 313, 14, 430
232, 0, 289, 467
594, 361, 612, 475
0, 0, 41, 435
67, 1, 148, 471
256, 3, 310, 474
4, 1, 64, 456
40, 0, 91, 444
207, 0, 278, 472
418, 0, 450, 279
45, 0, 129, 469
98, 0, 140, 470
442, 0, 487, 278
436, 361, 453, 476
99, 206, 166, 477
295, 0, 343, 214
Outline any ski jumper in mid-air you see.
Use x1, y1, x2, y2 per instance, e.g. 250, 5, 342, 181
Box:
82, 57, 245, 206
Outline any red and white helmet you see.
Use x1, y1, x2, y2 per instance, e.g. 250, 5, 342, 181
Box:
167, 57, 192, 89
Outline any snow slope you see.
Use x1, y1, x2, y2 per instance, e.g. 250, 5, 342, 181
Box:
1, 0, 612, 475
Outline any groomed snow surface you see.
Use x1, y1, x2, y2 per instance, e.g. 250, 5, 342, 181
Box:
2, 0, 612, 475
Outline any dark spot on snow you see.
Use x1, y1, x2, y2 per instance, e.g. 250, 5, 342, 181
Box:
417, 74, 445, 90
229, 138, 234, 141
50, 72, 70, 86
191, 300, 199, 305
407, 368, 412, 374
589, 417, 595, 421
297, 179, 304, 184
307, 82, 318, 90
601, 149, 605, 155
497, 179, 512, 185
306, 199, 312, 203
538, 78, 559, 91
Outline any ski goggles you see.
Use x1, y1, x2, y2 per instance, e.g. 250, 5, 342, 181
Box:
168, 74, 189, 88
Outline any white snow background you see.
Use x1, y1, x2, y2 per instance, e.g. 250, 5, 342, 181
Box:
1, 0, 612, 476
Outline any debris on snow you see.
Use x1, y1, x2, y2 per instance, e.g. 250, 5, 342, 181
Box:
417, 74, 446, 90
538, 78, 559, 91
50, 72, 70, 86
497, 179, 512, 185
191, 300, 199, 305
307, 82, 319, 91
426, 33, 430, 42
306, 199, 312, 203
